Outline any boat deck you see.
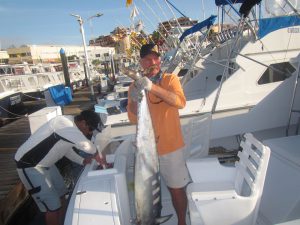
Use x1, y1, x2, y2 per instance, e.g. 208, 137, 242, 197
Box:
0, 85, 100, 224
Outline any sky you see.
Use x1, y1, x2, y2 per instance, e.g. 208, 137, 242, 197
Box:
0, 0, 217, 50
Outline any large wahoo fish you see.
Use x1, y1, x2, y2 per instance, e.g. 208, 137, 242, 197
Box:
134, 89, 172, 225
121, 67, 172, 224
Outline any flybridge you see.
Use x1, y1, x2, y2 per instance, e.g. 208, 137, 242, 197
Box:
215, 0, 245, 6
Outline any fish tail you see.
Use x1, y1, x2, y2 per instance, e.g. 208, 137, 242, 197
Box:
155, 214, 173, 224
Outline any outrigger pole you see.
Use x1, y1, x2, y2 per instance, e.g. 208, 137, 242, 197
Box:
165, 0, 188, 18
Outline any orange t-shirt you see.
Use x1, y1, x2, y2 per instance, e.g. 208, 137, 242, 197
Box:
127, 73, 186, 156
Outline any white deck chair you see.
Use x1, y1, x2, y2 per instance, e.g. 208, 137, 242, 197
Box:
186, 133, 271, 225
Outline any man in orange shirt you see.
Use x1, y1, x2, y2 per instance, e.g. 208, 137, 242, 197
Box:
127, 43, 190, 225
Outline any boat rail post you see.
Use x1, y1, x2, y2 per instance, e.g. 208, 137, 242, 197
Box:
60, 48, 71, 89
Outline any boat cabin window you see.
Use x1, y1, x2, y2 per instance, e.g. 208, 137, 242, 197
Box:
107, 106, 121, 115
2, 79, 11, 88
122, 83, 131, 87
28, 77, 37, 86
44, 67, 51, 72
119, 99, 128, 112
0, 68, 5, 75
10, 79, 23, 88
178, 69, 189, 77
13, 67, 25, 75
228, 62, 238, 75
54, 65, 63, 72
258, 62, 295, 85
0, 67, 13, 75
105, 99, 128, 115
31, 68, 39, 74
118, 92, 128, 98
216, 75, 222, 81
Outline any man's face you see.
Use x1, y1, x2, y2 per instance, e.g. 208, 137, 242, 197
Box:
77, 120, 94, 137
140, 53, 161, 78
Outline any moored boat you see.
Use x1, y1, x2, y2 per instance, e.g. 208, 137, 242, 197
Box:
64, 1, 300, 224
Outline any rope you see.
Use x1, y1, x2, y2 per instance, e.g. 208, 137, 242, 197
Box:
165, 0, 188, 18
142, 0, 178, 48
22, 92, 45, 101
162, 0, 195, 49
155, 0, 174, 30
163, 0, 183, 34
142, 0, 170, 38
284, 27, 293, 61
0, 105, 28, 119
134, 4, 170, 46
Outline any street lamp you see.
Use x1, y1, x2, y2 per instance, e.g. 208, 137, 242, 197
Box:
70, 12, 103, 102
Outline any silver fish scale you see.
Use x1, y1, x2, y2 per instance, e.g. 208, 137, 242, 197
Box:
135, 90, 161, 225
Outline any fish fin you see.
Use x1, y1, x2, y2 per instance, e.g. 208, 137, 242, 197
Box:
155, 214, 173, 224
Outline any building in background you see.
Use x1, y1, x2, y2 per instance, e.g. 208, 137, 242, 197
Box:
90, 27, 128, 46
6, 45, 114, 65
90, 35, 117, 48
0, 51, 9, 64
158, 17, 198, 37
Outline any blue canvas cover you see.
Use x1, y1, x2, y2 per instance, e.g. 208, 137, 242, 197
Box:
48, 84, 72, 106
258, 15, 300, 39
179, 15, 217, 42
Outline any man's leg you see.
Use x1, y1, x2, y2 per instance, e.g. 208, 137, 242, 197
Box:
159, 149, 190, 225
45, 196, 67, 225
59, 196, 67, 224
17, 167, 61, 225
45, 209, 62, 225
169, 187, 187, 225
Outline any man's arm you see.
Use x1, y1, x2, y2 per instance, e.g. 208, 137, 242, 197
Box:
149, 75, 186, 108
65, 148, 86, 165
65, 147, 107, 166
150, 84, 180, 107
57, 127, 97, 154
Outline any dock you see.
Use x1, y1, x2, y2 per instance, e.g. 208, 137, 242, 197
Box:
0, 86, 99, 225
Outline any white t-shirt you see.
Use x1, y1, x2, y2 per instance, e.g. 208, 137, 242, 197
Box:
15, 115, 97, 167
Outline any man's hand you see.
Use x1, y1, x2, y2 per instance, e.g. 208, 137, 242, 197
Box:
135, 77, 152, 91
95, 153, 108, 168
119, 66, 141, 80
129, 77, 152, 102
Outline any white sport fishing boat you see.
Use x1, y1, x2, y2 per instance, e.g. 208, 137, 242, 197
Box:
64, 1, 300, 225
0, 63, 65, 101
99, 11, 300, 139
0, 90, 24, 126
64, 51, 300, 225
